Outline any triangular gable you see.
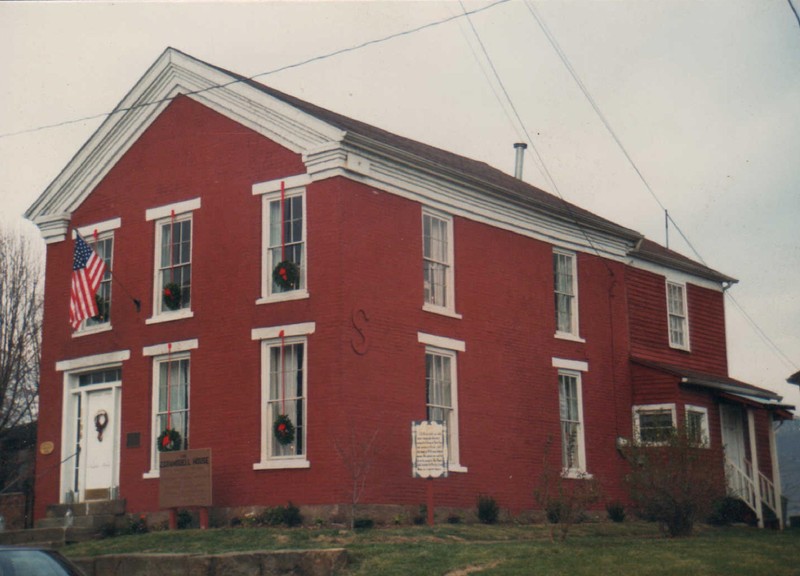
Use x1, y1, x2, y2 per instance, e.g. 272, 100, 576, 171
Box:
25, 48, 345, 242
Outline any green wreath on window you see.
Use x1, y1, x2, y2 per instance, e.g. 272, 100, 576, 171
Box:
272, 260, 300, 291
273, 414, 296, 446
157, 428, 182, 452
162, 282, 182, 311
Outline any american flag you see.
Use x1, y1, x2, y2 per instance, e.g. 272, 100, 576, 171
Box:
70, 234, 106, 329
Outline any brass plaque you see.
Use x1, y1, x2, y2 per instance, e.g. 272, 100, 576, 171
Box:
40, 441, 55, 455
159, 448, 212, 509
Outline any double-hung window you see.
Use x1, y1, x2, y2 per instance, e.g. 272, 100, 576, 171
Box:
558, 371, 586, 475
553, 249, 580, 339
633, 404, 676, 445
666, 281, 689, 350
143, 339, 197, 477
74, 219, 120, 334
146, 199, 200, 323
419, 333, 466, 472
252, 323, 315, 469
422, 209, 458, 317
254, 175, 309, 303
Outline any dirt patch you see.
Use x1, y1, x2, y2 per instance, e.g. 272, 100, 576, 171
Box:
445, 561, 502, 575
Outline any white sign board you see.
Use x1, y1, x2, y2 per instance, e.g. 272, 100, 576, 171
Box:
411, 420, 448, 478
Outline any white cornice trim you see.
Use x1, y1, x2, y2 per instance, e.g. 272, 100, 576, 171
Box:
628, 257, 724, 292
303, 138, 637, 262
142, 338, 199, 357
56, 350, 131, 372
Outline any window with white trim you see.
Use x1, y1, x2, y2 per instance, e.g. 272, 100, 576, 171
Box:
685, 405, 710, 447
666, 281, 689, 350
82, 234, 113, 329
156, 214, 192, 314
265, 190, 306, 297
149, 354, 190, 472
558, 370, 586, 474
423, 209, 456, 314
251, 322, 315, 470
633, 404, 676, 445
425, 346, 465, 471
554, 249, 579, 338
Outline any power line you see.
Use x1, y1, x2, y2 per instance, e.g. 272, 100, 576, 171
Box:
0, 0, 511, 141
788, 0, 800, 29
458, 0, 616, 272
523, 0, 797, 374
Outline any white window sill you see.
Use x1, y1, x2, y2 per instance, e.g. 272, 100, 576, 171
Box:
668, 343, 691, 352
142, 470, 160, 479
555, 331, 585, 343
146, 309, 194, 325
253, 458, 310, 470
257, 289, 309, 305
72, 323, 113, 338
423, 303, 462, 320
561, 469, 593, 480
448, 464, 468, 474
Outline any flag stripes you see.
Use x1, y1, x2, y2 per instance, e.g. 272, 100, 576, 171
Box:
70, 234, 106, 329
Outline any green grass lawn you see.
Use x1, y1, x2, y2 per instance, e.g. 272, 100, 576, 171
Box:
62, 523, 800, 576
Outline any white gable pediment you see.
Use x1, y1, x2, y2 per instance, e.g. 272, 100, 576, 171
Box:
26, 48, 345, 243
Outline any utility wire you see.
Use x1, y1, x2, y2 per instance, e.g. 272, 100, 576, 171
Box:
523, 0, 797, 374
0, 0, 510, 141
458, 0, 616, 273
788, 0, 800, 29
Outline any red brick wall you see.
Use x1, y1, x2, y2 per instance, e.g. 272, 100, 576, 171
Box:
37, 97, 746, 520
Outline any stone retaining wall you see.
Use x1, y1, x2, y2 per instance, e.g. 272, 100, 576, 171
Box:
71, 548, 347, 576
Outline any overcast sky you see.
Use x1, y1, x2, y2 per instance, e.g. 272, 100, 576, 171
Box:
1, 1, 798, 408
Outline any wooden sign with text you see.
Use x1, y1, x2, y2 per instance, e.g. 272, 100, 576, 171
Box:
159, 448, 212, 509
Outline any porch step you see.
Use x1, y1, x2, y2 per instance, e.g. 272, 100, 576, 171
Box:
45, 499, 126, 518
37, 514, 118, 531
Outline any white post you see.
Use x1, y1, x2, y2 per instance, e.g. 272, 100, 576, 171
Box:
747, 409, 764, 528
768, 417, 784, 529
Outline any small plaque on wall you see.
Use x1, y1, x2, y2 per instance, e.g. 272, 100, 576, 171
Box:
126, 432, 141, 448
39, 441, 54, 455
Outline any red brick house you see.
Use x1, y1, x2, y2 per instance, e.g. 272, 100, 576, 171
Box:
25, 48, 792, 527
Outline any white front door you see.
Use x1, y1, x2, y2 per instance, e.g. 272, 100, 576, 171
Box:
84, 388, 115, 498
720, 404, 746, 467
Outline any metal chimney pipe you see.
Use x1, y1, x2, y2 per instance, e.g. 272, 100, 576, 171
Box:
513, 143, 527, 180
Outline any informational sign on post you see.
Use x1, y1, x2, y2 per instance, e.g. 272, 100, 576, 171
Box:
159, 448, 212, 509
411, 421, 448, 479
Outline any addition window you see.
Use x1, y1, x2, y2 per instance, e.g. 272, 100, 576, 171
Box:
666, 281, 690, 350
685, 405, 710, 447
633, 404, 676, 445
422, 209, 458, 316
268, 192, 305, 294
145, 198, 200, 323
419, 332, 466, 472
252, 323, 315, 469
558, 370, 586, 475
554, 249, 580, 339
